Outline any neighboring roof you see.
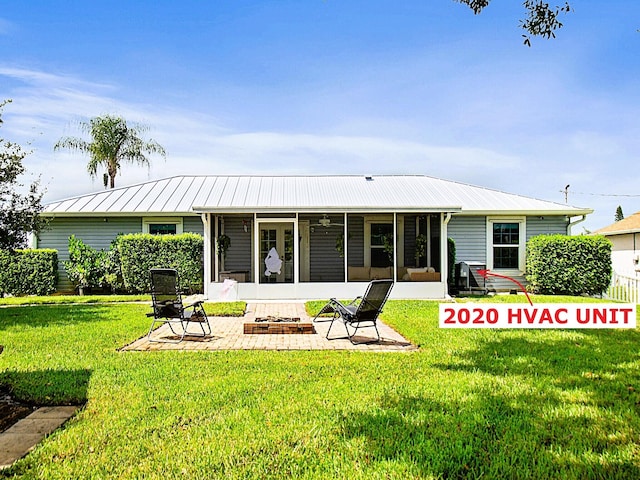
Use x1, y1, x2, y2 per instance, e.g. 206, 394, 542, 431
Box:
592, 211, 640, 236
42, 175, 593, 216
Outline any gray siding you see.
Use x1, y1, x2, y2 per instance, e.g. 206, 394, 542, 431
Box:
309, 217, 344, 282
404, 215, 417, 266
221, 215, 253, 275
448, 216, 487, 264
347, 214, 365, 267
526, 216, 568, 238
184, 217, 204, 235
38, 215, 203, 291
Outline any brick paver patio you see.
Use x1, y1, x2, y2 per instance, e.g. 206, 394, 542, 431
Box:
121, 302, 417, 352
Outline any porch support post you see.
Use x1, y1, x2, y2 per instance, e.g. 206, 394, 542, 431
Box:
253, 213, 259, 284
393, 212, 398, 282
441, 212, 452, 293
213, 215, 219, 285
202, 213, 211, 298
344, 212, 348, 283
294, 213, 299, 284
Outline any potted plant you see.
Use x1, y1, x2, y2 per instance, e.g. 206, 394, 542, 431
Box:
414, 234, 428, 265
217, 234, 231, 258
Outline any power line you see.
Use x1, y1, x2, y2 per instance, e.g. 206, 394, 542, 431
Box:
558, 190, 640, 198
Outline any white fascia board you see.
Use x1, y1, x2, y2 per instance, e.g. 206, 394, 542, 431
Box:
191, 206, 464, 214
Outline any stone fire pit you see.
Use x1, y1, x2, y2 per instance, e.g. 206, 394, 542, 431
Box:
244, 316, 315, 334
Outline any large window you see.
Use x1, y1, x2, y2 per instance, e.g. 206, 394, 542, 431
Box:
487, 217, 525, 271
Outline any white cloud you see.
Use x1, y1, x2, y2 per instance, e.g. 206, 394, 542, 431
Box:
2, 64, 639, 234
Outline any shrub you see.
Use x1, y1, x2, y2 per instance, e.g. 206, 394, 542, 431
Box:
0, 249, 58, 296
448, 237, 456, 292
64, 235, 107, 293
526, 234, 612, 296
116, 233, 203, 293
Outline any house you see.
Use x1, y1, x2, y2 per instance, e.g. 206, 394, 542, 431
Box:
592, 211, 640, 278
38, 175, 592, 299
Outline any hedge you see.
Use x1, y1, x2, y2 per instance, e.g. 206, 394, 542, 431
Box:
0, 249, 58, 296
525, 234, 612, 296
116, 233, 204, 294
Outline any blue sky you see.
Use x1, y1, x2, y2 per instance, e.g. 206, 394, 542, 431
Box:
1, 1, 639, 232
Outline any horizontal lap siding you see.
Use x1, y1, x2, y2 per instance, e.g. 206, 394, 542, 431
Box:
222, 216, 252, 274
309, 218, 344, 282
526, 216, 568, 238
39, 215, 203, 291
448, 216, 486, 264
38, 217, 143, 291
347, 215, 364, 267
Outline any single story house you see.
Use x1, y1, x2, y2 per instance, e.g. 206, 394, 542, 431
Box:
592, 211, 640, 278
38, 175, 592, 300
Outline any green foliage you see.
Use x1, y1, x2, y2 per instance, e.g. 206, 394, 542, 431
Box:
216, 233, 231, 257
0, 248, 57, 296
448, 237, 456, 288
54, 114, 166, 189
116, 233, 204, 293
0, 99, 47, 249
525, 234, 612, 295
414, 234, 428, 264
64, 235, 106, 292
454, 0, 572, 46
615, 205, 624, 222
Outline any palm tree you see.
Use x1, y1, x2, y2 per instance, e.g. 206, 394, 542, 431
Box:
55, 115, 166, 189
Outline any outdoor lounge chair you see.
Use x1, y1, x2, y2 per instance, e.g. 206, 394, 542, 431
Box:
147, 268, 211, 343
313, 279, 394, 344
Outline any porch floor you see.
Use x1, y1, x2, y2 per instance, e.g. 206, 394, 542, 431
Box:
121, 302, 416, 352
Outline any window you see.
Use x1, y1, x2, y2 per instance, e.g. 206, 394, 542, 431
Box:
370, 223, 393, 267
487, 217, 525, 271
363, 216, 396, 268
142, 217, 183, 235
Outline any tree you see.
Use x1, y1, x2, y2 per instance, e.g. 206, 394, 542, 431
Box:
55, 115, 166, 189
455, 0, 573, 46
0, 100, 47, 250
615, 205, 624, 222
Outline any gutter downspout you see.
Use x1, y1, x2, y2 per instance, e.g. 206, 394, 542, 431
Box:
442, 212, 452, 298
568, 215, 587, 235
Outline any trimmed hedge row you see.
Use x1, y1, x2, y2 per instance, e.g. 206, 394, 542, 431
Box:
0, 249, 58, 296
117, 233, 204, 294
525, 234, 612, 296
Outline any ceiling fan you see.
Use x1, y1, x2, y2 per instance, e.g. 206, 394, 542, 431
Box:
313, 214, 344, 228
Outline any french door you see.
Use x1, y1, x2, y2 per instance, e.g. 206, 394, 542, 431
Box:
258, 222, 294, 283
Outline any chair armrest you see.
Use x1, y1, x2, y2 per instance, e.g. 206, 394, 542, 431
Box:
184, 300, 204, 309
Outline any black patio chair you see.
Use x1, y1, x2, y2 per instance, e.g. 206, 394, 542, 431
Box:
313, 279, 394, 344
147, 268, 211, 343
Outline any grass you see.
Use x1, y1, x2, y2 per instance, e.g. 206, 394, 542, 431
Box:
0, 294, 246, 317
0, 295, 639, 478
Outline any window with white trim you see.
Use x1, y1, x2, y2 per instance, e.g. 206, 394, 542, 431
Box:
487, 217, 525, 271
142, 217, 183, 235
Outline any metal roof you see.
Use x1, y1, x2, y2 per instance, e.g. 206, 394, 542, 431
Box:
42, 175, 593, 216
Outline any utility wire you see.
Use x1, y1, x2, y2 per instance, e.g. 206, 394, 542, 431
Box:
559, 191, 640, 198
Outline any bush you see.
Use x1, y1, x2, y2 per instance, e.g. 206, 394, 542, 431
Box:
64, 235, 106, 293
448, 237, 456, 289
116, 233, 204, 293
0, 249, 58, 296
525, 234, 612, 296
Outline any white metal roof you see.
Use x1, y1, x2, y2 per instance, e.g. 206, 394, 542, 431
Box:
42, 175, 592, 217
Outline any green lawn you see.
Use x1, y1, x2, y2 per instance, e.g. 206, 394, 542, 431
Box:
1, 296, 639, 479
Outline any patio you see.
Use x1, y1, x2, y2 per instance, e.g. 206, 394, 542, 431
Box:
121, 302, 416, 352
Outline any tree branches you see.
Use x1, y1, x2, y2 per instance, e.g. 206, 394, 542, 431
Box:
454, 0, 573, 46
